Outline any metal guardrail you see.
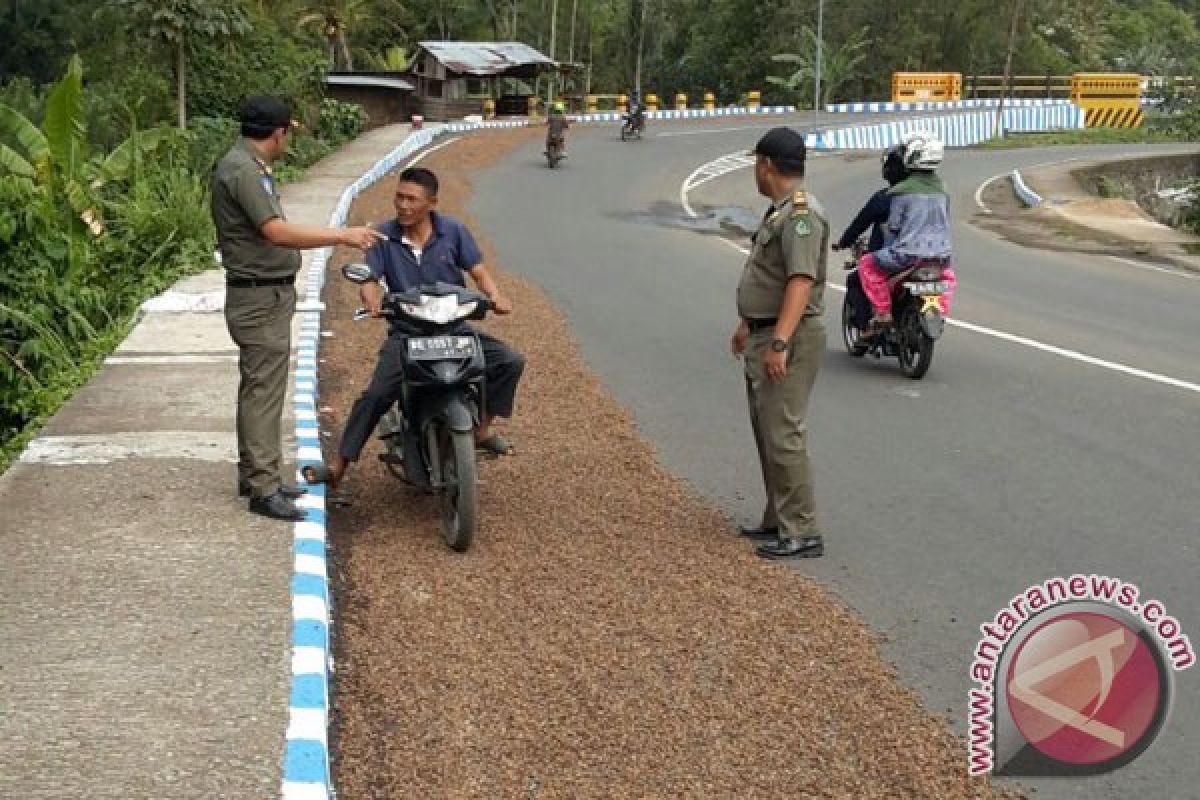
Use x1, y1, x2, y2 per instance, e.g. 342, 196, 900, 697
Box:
965, 74, 1196, 99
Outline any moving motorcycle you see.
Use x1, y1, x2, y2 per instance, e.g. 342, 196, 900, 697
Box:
840, 238, 951, 380
620, 109, 645, 141
545, 136, 565, 168
343, 263, 492, 551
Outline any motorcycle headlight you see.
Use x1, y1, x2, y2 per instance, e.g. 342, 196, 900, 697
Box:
912, 267, 943, 282
398, 294, 480, 324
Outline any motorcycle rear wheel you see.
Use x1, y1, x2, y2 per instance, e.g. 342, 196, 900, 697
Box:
897, 307, 935, 379
841, 295, 869, 357
439, 426, 478, 552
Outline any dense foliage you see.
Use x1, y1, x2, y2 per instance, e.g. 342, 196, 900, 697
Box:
5, 1, 1200, 105
0, 3, 372, 464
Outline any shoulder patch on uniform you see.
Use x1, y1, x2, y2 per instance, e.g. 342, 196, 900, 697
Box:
794, 216, 812, 237
791, 189, 810, 218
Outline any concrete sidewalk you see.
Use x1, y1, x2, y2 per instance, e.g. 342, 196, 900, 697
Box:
0, 124, 410, 800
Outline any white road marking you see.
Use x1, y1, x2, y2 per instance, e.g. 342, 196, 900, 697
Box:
1110, 256, 1200, 282
407, 136, 460, 166
680, 150, 757, 217
658, 124, 783, 138
974, 171, 1008, 214
683, 156, 1200, 397
972, 155, 1088, 214
20, 432, 239, 465
948, 318, 1200, 394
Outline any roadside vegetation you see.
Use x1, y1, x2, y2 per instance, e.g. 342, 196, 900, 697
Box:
0, 5, 369, 469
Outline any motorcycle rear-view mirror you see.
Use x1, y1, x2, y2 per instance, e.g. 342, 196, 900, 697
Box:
342, 263, 374, 284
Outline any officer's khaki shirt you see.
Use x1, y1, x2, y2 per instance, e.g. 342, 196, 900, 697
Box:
210, 138, 302, 281
736, 189, 829, 321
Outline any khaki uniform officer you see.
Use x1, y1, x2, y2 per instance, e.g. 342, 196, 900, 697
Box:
731, 127, 829, 559
211, 95, 383, 521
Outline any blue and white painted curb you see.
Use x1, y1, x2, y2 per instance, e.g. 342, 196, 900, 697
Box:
1011, 169, 1044, 208
282, 123, 455, 800
825, 97, 1072, 113
808, 103, 1085, 150
441, 105, 797, 130
571, 105, 795, 123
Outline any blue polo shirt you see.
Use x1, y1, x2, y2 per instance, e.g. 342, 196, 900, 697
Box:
365, 213, 483, 292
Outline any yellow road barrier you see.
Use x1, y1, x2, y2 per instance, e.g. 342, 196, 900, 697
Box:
892, 72, 962, 102
1071, 73, 1145, 128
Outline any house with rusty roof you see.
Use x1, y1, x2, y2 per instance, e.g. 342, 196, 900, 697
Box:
408, 41, 559, 120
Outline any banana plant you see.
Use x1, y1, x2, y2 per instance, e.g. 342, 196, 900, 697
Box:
364, 45, 410, 72
0, 55, 184, 236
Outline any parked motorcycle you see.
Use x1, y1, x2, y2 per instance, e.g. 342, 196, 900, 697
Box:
342, 263, 492, 551
840, 238, 951, 380
620, 110, 645, 141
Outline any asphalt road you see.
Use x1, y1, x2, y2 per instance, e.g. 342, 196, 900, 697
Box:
470, 118, 1200, 799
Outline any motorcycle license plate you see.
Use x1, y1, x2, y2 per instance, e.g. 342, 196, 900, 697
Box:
905, 280, 951, 296
407, 335, 476, 360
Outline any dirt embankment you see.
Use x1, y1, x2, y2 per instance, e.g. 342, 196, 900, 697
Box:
321, 128, 1022, 799
1072, 152, 1200, 230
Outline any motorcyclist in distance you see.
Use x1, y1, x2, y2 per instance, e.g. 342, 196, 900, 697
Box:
546, 101, 570, 157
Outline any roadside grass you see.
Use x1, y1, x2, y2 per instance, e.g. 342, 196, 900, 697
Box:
974, 128, 1192, 149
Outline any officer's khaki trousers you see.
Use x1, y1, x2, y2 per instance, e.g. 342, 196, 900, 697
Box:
224, 285, 295, 498
744, 320, 824, 538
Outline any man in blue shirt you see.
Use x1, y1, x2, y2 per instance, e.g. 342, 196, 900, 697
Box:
303, 167, 525, 490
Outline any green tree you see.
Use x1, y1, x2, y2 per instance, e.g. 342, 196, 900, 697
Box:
108, 0, 251, 128
363, 45, 411, 71
296, 0, 371, 70
768, 25, 869, 107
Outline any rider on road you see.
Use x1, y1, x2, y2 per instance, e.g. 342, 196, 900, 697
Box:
833, 144, 908, 331
855, 132, 957, 336
302, 167, 525, 492
547, 101, 570, 157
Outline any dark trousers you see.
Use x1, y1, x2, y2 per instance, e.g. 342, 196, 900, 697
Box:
224, 285, 295, 498
845, 271, 872, 330
338, 329, 525, 462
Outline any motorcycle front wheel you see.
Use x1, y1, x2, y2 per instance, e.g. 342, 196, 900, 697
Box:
897, 306, 935, 379
378, 406, 407, 481
620, 124, 630, 141
438, 426, 479, 552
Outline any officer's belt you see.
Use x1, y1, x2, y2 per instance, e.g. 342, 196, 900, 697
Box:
743, 317, 778, 331
226, 276, 295, 288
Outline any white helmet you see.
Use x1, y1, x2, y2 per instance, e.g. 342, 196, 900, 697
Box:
900, 130, 943, 171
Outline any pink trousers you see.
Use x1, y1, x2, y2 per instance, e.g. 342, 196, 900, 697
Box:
858, 253, 957, 316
